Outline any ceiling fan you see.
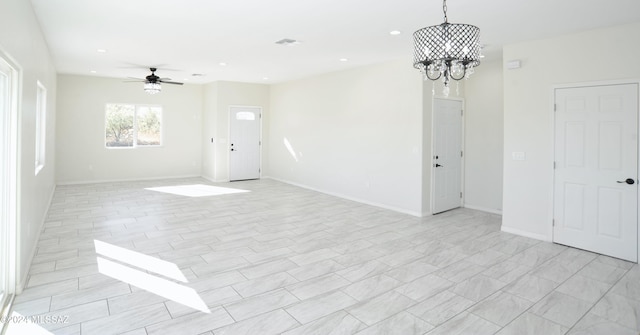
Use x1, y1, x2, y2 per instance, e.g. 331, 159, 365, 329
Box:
127, 67, 183, 94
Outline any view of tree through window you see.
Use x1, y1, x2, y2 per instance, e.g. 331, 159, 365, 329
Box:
105, 104, 161, 147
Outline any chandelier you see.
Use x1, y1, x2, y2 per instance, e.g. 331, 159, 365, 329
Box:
413, 0, 481, 95
144, 82, 161, 94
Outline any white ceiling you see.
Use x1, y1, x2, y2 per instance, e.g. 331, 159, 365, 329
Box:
29, 0, 640, 85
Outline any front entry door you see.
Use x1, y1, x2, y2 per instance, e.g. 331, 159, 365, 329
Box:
553, 83, 639, 262
432, 98, 463, 214
229, 106, 261, 181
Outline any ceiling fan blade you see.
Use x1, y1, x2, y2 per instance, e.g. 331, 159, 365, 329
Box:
118, 62, 160, 70
159, 80, 184, 85
127, 77, 145, 80
123, 80, 145, 83
159, 77, 172, 81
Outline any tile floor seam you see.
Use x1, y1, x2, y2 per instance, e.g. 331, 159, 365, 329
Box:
563, 263, 633, 334
219, 303, 237, 325
502, 255, 606, 333
281, 306, 305, 327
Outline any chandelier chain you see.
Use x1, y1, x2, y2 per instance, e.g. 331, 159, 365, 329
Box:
443, 0, 448, 23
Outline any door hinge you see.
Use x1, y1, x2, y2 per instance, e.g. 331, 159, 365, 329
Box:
553, 161, 556, 169
259, 141, 261, 145
461, 151, 463, 158
460, 192, 463, 198
554, 104, 557, 112
552, 219, 555, 227
461, 109, 464, 116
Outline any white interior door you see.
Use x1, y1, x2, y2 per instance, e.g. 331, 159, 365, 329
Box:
554, 83, 639, 262
229, 106, 261, 181
433, 98, 463, 214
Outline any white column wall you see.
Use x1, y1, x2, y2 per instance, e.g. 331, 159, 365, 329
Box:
267, 60, 424, 215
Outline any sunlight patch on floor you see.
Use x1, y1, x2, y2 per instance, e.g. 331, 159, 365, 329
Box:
94, 240, 187, 282
94, 240, 210, 314
145, 184, 249, 197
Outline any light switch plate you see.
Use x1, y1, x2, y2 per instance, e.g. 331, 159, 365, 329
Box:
512, 152, 526, 161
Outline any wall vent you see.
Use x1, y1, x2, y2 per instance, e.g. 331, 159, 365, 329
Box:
275, 38, 300, 46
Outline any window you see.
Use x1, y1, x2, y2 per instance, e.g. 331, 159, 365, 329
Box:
35, 81, 46, 174
236, 111, 256, 121
105, 104, 162, 148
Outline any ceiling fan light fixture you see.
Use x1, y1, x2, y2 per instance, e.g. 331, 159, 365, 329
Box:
144, 82, 161, 94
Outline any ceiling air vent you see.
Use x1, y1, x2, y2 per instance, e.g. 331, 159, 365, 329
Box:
275, 38, 300, 46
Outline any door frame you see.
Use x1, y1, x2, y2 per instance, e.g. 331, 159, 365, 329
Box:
227, 105, 263, 181
551, 79, 640, 263
0, 50, 20, 325
430, 97, 465, 214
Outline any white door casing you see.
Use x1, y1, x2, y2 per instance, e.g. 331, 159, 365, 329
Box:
229, 106, 261, 181
0, 54, 18, 318
553, 83, 639, 262
432, 98, 463, 214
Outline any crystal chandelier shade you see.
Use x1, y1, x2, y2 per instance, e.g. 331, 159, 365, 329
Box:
144, 82, 161, 94
413, 0, 481, 91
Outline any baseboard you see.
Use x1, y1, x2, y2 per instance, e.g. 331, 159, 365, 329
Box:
463, 204, 503, 215
17, 184, 56, 294
200, 175, 230, 183
56, 174, 202, 186
263, 176, 423, 217
500, 225, 552, 242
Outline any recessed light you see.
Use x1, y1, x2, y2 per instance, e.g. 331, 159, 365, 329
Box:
339, 58, 349, 62
389, 30, 401, 35
219, 62, 227, 66
192, 73, 204, 77
90, 70, 97, 73
262, 77, 269, 80
96, 49, 107, 53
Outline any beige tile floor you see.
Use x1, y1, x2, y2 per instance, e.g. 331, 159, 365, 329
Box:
5, 178, 640, 334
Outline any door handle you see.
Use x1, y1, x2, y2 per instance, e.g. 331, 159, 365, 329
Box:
617, 178, 635, 185
435, 164, 442, 167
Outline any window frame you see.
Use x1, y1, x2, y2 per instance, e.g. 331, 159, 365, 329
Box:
35, 81, 46, 175
104, 103, 163, 149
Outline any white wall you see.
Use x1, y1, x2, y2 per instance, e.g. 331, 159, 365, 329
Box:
0, 0, 57, 290
56, 75, 203, 184
502, 22, 640, 240
267, 60, 424, 215
202, 82, 219, 181
464, 60, 504, 213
